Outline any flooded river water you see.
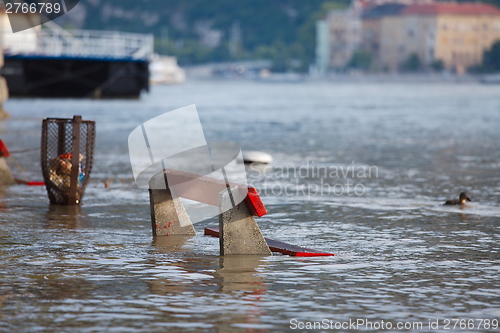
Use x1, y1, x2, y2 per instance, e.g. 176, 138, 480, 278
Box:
1, 80, 499, 332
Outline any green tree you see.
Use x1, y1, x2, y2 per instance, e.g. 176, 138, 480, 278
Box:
78, 0, 350, 70
430, 59, 444, 72
401, 53, 421, 72
254, 40, 291, 72
482, 40, 500, 72
348, 50, 372, 71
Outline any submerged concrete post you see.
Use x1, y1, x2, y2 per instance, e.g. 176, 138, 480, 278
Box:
149, 172, 196, 236
0, 49, 9, 120
219, 187, 271, 255
0, 157, 15, 186
0, 140, 14, 185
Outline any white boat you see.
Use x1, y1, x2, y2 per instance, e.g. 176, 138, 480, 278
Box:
149, 54, 186, 85
242, 151, 273, 164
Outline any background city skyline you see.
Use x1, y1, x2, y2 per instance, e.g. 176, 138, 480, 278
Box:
48, 0, 500, 74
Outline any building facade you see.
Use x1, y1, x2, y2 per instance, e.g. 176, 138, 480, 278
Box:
315, 19, 331, 74
328, 4, 363, 69
362, 4, 407, 69
378, 3, 500, 73
317, 1, 500, 73
315, 1, 363, 70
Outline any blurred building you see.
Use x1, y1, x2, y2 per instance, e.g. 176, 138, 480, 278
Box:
316, 1, 363, 72
317, 1, 500, 74
328, 2, 363, 69
315, 19, 330, 74
378, 3, 500, 73
361, 4, 407, 69
316, 0, 432, 72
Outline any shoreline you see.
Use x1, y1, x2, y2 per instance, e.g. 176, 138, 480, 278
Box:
184, 72, 499, 84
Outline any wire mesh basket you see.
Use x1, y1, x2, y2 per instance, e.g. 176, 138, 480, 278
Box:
41, 116, 95, 205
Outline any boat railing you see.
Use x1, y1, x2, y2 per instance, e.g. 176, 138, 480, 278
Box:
2, 21, 154, 61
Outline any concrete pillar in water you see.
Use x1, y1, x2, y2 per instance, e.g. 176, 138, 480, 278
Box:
0, 48, 9, 120
149, 171, 196, 236
0, 140, 14, 185
219, 186, 271, 255
0, 157, 15, 186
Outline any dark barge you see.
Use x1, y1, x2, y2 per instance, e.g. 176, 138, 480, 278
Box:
1, 27, 153, 98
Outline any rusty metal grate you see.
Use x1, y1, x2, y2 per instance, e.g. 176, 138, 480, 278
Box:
41, 116, 95, 205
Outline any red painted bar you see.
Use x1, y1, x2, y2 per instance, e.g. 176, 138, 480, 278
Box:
204, 228, 334, 257
244, 187, 267, 217
28, 181, 45, 186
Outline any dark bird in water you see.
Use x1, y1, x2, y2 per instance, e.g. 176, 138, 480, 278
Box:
444, 192, 472, 205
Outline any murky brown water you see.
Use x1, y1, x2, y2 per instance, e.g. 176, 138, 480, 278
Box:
1, 80, 500, 332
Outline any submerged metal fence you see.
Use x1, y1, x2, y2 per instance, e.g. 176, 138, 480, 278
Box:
41, 116, 95, 205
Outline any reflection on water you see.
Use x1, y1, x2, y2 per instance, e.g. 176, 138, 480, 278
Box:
215, 259, 269, 333
215, 255, 267, 293
152, 234, 194, 252
0, 81, 499, 332
45, 205, 84, 229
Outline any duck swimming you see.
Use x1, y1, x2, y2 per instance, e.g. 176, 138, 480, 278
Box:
444, 192, 472, 205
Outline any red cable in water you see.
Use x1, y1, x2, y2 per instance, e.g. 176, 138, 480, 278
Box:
28, 181, 45, 186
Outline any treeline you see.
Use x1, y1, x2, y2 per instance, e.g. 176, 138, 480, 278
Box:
76, 0, 348, 71
75, 0, 500, 72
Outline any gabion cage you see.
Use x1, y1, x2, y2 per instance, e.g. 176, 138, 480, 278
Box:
41, 116, 95, 205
